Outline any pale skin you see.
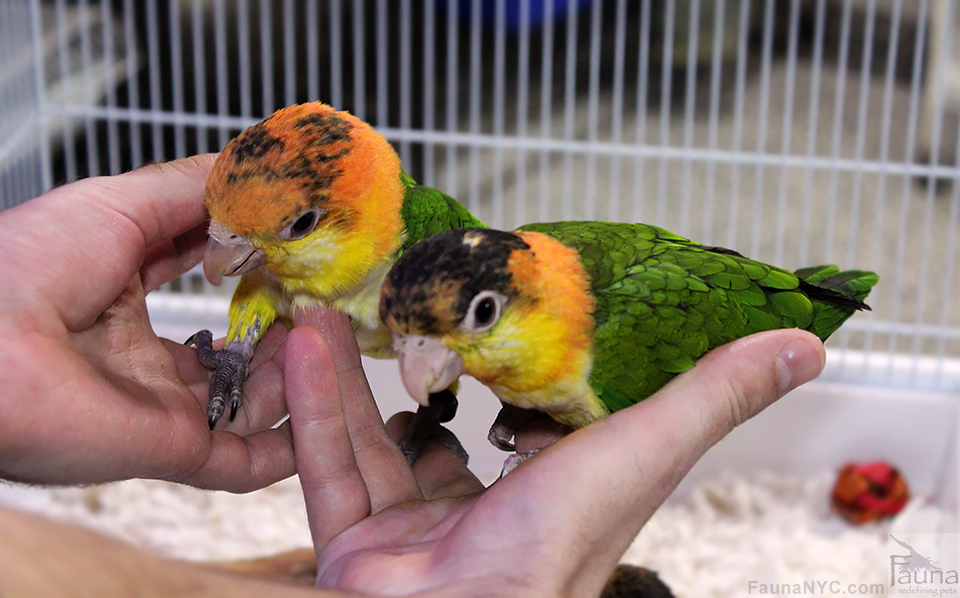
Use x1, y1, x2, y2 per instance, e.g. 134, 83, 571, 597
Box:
0, 157, 826, 596
0, 154, 294, 489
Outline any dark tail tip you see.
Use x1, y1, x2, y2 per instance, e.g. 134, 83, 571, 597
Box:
795, 266, 878, 311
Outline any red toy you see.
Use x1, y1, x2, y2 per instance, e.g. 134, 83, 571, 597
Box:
831, 461, 910, 524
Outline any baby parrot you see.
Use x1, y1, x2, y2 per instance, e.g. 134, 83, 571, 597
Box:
188, 102, 484, 460
379, 222, 877, 450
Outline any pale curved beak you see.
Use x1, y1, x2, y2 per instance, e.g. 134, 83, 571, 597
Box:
202, 234, 267, 285
394, 335, 464, 407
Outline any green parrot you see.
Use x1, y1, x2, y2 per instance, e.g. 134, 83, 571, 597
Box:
186, 102, 484, 462
378, 222, 877, 451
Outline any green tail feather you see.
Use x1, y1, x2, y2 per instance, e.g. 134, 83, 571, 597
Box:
794, 265, 879, 341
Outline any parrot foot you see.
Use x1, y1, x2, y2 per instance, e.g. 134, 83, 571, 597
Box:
185, 330, 251, 429
398, 390, 469, 467
487, 404, 541, 452
499, 449, 540, 478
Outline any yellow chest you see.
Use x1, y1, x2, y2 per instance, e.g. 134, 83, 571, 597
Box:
286, 258, 397, 358
457, 308, 608, 428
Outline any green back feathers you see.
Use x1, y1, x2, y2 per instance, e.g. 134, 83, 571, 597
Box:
398, 171, 486, 253
518, 221, 877, 414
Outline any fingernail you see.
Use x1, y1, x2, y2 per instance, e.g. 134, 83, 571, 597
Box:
776, 338, 825, 394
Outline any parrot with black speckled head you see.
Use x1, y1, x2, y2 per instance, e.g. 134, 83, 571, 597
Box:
379, 222, 877, 453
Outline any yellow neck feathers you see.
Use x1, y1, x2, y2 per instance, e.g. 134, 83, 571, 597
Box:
455, 231, 606, 426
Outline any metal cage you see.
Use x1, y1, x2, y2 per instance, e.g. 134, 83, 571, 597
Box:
3, 0, 960, 393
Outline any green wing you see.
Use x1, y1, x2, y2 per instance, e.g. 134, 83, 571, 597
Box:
518, 221, 876, 413
399, 171, 486, 253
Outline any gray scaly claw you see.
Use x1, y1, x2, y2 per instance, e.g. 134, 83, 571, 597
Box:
207, 399, 224, 430
500, 449, 539, 477
487, 404, 541, 452
398, 391, 469, 467
186, 329, 251, 429
185, 330, 216, 366
229, 387, 242, 421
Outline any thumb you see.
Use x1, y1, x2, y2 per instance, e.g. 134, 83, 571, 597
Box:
494, 329, 825, 596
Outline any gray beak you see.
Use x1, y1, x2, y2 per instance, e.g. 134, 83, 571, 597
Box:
202, 228, 267, 285
393, 334, 464, 406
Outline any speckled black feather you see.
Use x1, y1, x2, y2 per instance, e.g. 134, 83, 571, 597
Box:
381, 228, 528, 335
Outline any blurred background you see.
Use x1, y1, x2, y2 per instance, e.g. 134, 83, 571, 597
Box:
1, 1, 959, 592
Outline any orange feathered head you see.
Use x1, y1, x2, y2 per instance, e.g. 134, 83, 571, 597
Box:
202, 102, 406, 296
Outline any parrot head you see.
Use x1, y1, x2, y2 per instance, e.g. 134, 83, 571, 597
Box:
203, 102, 405, 298
379, 228, 596, 410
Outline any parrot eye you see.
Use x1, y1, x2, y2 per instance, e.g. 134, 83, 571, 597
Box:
462, 291, 507, 334
279, 208, 326, 241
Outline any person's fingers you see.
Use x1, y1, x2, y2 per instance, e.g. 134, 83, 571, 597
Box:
383, 411, 414, 443
640, 329, 826, 456
486, 329, 826, 597
293, 307, 421, 513
411, 442, 485, 500
525, 329, 824, 490
383, 412, 484, 500
165, 339, 214, 392
285, 326, 373, 551
3, 155, 216, 331
140, 221, 209, 294
165, 423, 295, 493
91, 155, 217, 247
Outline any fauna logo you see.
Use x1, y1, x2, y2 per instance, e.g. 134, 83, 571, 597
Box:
888, 534, 959, 593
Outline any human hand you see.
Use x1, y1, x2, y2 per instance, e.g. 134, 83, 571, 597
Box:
0, 157, 295, 490
286, 307, 825, 596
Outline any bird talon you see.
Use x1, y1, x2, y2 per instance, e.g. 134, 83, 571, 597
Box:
398, 401, 469, 466
489, 434, 515, 452
207, 396, 225, 429
187, 330, 221, 369
429, 390, 458, 424
229, 388, 242, 421
184, 329, 211, 348
431, 426, 469, 466
488, 404, 539, 452
192, 338, 251, 429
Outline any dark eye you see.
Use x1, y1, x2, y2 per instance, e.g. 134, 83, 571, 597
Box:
279, 208, 326, 241
462, 290, 506, 334
292, 212, 315, 235
473, 297, 495, 326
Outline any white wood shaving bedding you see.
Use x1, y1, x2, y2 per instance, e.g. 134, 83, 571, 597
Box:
1, 471, 951, 597
620, 471, 936, 597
